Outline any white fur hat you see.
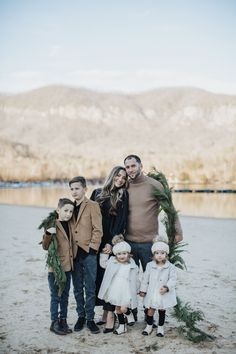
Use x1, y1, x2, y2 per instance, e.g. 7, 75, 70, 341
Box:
152, 234, 169, 254
112, 241, 131, 255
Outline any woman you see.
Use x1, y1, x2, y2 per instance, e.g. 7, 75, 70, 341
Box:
90, 166, 129, 333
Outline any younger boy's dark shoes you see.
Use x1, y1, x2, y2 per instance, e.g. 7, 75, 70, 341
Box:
74, 317, 85, 331
59, 318, 72, 333
50, 320, 67, 335
87, 320, 100, 334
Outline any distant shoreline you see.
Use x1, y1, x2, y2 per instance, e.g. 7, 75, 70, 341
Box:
0, 180, 235, 193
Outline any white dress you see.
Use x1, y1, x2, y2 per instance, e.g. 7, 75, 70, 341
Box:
148, 281, 163, 309
104, 263, 132, 307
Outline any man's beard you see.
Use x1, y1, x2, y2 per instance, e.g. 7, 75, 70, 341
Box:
129, 170, 141, 180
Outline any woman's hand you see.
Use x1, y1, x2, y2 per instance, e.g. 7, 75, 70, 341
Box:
102, 243, 112, 254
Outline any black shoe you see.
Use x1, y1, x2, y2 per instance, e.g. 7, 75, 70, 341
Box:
87, 320, 100, 334
96, 320, 106, 325
50, 320, 67, 335
74, 317, 85, 332
60, 318, 72, 333
103, 327, 114, 333
157, 332, 164, 337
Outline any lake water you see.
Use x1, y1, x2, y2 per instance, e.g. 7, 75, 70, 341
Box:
0, 185, 235, 218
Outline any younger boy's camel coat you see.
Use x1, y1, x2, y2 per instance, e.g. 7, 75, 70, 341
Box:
42, 220, 74, 272
71, 197, 103, 254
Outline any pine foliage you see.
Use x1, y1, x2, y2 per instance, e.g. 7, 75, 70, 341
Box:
38, 210, 66, 296
148, 168, 186, 270
38, 210, 58, 231
148, 168, 214, 343
173, 297, 215, 342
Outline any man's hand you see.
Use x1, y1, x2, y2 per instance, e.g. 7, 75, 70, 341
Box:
175, 234, 183, 243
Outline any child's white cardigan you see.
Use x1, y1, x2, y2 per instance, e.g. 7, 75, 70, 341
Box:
140, 260, 177, 309
98, 256, 140, 309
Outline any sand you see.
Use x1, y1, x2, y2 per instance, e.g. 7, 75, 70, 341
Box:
0, 204, 235, 354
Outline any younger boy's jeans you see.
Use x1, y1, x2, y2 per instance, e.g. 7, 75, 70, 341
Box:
72, 253, 97, 321
48, 271, 71, 321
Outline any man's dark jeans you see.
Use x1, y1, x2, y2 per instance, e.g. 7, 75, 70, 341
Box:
72, 253, 97, 321
127, 241, 153, 321
48, 271, 71, 321
128, 241, 153, 271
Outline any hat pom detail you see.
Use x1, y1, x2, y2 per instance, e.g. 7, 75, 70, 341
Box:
112, 234, 131, 255
151, 234, 169, 254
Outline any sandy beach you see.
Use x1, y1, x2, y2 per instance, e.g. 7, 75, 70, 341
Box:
0, 204, 235, 354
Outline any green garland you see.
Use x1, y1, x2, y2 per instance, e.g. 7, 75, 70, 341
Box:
38, 210, 67, 296
148, 168, 214, 342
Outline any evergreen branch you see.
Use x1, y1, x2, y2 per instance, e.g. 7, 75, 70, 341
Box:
148, 168, 214, 342
38, 210, 58, 230
173, 297, 215, 343
38, 210, 66, 296
148, 168, 184, 252
46, 236, 67, 296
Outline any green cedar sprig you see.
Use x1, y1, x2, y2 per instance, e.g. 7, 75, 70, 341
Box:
148, 168, 214, 342
38, 210, 58, 230
38, 210, 66, 296
46, 236, 67, 296
173, 297, 215, 342
148, 168, 186, 268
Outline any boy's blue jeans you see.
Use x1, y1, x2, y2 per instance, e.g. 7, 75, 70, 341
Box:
48, 271, 71, 321
72, 254, 97, 321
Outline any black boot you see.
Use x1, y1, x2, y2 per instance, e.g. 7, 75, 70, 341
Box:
50, 320, 67, 335
74, 317, 85, 331
59, 318, 72, 333
87, 320, 100, 334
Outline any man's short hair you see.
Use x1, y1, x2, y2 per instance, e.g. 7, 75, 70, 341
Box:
69, 176, 87, 188
57, 198, 74, 209
124, 154, 142, 164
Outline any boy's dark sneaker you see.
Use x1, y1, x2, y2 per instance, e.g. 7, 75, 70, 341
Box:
59, 318, 72, 333
87, 320, 100, 334
50, 320, 67, 335
74, 317, 85, 331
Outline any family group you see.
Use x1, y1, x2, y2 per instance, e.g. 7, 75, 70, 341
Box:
40, 154, 183, 338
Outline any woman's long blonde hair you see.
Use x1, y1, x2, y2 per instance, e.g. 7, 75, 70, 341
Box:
96, 166, 128, 215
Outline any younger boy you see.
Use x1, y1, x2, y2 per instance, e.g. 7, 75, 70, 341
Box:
41, 198, 74, 335
69, 176, 103, 334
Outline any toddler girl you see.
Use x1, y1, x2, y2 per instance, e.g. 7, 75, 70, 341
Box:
98, 235, 139, 334
139, 235, 177, 337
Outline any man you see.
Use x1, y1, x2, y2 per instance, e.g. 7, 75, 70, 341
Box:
124, 154, 183, 270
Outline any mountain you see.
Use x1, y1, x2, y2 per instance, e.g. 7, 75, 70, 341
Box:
0, 85, 235, 183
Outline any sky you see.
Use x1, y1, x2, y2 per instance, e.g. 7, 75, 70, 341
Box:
0, 0, 236, 94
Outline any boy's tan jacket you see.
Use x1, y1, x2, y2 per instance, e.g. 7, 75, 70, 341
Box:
71, 197, 103, 255
42, 220, 74, 272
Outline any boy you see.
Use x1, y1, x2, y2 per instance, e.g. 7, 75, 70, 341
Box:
41, 198, 74, 335
69, 176, 103, 334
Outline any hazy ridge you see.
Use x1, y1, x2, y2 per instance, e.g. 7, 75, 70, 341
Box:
0, 85, 235, 183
